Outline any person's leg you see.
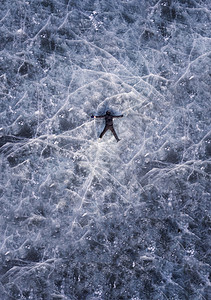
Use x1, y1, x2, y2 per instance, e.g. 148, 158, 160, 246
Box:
110, 126, 120, 142
99, 126, 108, 138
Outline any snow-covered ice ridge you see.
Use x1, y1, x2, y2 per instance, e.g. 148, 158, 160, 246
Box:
0, 0, 210, 299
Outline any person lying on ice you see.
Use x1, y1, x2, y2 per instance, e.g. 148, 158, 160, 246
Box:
91, 110, 123, 142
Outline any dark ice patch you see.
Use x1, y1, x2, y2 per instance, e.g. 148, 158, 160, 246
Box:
41, 0, 55, 12
148, 268, 163, 284
160, 0, 176, 22
164, 217, 180, 234
0, 136, 23, 148
57, 28, 76, 40
141, 30, 155, 41
24, 247, 42, 262
59, 118, 71, 132
122, 12, 135, 24
205, 138, 211, 158
40, 30, 56, 53
16, 123, 34, 138
18, 61, 38, 79
158, 228, 172, 249
0, 30, 14, 51
158, 22, 171, 38
18, 62, 29, 75
7, 155, 21, 167
37, 54, 49, 70
8, 284, 21, 299
165, 148, 180, 164
188, 171, 199, 183
42, 145, 52, 158
7, 148, 30, 167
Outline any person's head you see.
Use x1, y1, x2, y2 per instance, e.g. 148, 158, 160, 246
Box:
106, 110, 111, 115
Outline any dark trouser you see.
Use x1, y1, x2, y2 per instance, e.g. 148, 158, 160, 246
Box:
99, 125, 120, 141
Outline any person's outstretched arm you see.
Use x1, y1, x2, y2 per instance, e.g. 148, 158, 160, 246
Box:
91, 115, 106, 119
95, 115, 106, 118
113, 114, 123, 118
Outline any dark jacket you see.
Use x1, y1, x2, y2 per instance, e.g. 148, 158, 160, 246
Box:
95, 114, 123, 126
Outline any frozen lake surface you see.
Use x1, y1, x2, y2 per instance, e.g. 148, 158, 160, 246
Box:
0, 0, 210, 299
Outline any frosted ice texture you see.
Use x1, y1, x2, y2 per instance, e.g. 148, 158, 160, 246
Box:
0, 0, 210, 299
